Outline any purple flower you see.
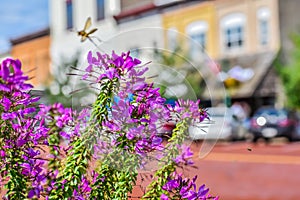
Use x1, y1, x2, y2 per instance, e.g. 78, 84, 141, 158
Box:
151, 136, 162, 147
87, 51, 104, 66
60, 131, 71, 139
17, 139, 27, 147
112, 54, 124, 67
0, 83, 10, 92
26, 148, 40, 157
1, 96, 12, 111
21, 163, 32, 176
162, 179, 180, 191
80, 176, 92, 193
0, 150, 6, 158
172, 99, 207, 122
0, 53, 215, 199
28, 188, 40, 198
0, 58, 33, 92
174, 146, 194, 165
52, 106, 74, 128
1, 112, 17, 120
160, 194, 169, 200
161, 173, 215, 200
181, 184, 209, 200
22, 107, 36, 115
98, 68, 119, 80
91, 171, 100, 184
0, 60, 10, 80
126, 131, 135, 140
180, 176, 211, 200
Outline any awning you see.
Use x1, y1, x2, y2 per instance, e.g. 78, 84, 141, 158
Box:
202, 51, 277, 101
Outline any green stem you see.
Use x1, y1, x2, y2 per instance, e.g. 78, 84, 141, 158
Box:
142, 119, 188, 199
48, 78, 118, 199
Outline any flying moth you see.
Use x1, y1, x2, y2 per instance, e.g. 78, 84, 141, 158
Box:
77, 17, 98, 42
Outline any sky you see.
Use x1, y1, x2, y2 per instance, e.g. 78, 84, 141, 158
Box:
0, 0, 49, 54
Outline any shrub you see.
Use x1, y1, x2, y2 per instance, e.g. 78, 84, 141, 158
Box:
0, 51, 218, 200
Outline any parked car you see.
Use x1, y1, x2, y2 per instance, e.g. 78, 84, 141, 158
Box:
157, 110, 177, 137
189, 107, 247, 141
158, 121, 176, 136
249, 107, 299, 142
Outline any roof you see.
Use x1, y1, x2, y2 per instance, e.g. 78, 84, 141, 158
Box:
10, 28, 50, 45
113, 3, 157, 21
202, 51, 277, 100
113, 0, 207, 23
254, 65, 278, 97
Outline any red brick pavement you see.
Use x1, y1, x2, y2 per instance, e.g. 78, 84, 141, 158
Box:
131, 141, 300, 200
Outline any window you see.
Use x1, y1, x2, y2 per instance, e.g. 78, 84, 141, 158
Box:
259, 20, 268, 45
190, 33, 206, 51
66, 0, 73, 29
97, 0, 105, 20
186, 21, 208, 59
167, 27, 178, 51
221, 13, 246, 51
225, 26, 244, 48
257, 7, 270, 46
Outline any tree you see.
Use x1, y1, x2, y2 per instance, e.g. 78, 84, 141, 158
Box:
43, 52, 94, 108
276, 33, 300, 109
152, 46, 205, 100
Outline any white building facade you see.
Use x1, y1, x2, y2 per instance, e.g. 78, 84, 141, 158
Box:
50, 0, 118, 64
49, 0, 164, 68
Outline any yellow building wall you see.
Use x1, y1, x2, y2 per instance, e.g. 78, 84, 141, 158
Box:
162, 0, 279, 59
162, 2, 218, 59
11, 36, 51, 88
214, 0, 280, 58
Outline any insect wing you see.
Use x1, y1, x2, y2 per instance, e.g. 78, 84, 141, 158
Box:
84, 17, 92, 31
81, 35, 88, 42
87, 28, 98, 36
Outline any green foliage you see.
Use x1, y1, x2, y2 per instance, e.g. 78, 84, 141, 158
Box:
153, 47, 204, 100
3, 151, 28, 199
142, 120, 188, 199
49, 76, 120, 199
0, 51, 213, 200
5, 169, 27, 199
44, 52, 92, 108
90, 148, 139, 199
0, 102, 28, 199
275, 33, 300, 109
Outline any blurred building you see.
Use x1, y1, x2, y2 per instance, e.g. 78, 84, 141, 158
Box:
49, 0, 120, 65
48, 0, 208, 98
49, 0, 205, 63
48, 0, 300, 111
112, 0, 167, 59
162, 0, 279, 59
10, 28, 51, 88
160, 0, 281, 111
277, 0, 300, 64
0, 51, 10, 62
162, 2, 218, 58
214, 0, 280, 57
208, 0, 280, 111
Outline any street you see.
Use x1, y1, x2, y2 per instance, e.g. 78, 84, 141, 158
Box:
189, 140, 300, 200
131, 139, 300, 200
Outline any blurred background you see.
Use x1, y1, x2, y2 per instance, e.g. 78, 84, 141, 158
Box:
1, 0, 300, 199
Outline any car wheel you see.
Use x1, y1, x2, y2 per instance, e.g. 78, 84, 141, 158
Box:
264, 137, 271, 143
287, 127, 299, 142
252, 136, 259, 143
287, 136, 293, 142
287, 131, 296, 142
